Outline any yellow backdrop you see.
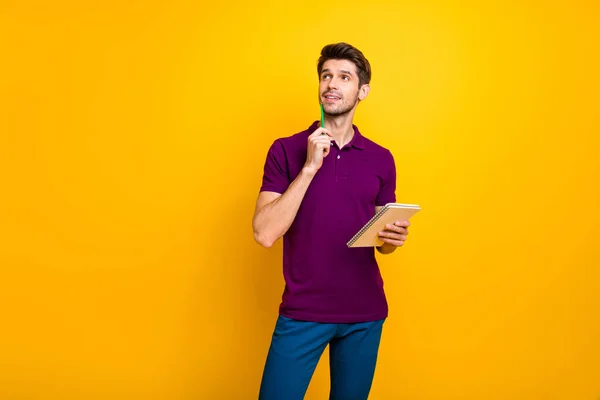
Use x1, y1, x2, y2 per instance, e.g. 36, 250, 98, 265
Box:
1, 1, 599, 399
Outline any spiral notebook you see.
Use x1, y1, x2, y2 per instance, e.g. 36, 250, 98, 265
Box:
347, 203, 421, 248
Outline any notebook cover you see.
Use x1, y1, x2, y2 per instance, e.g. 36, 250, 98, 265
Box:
347, 203, 420, 248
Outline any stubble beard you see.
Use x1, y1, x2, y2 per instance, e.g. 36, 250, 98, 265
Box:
322, 93, 360, 117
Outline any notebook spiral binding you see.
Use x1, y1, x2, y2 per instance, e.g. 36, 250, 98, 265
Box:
346, 205, 389, 247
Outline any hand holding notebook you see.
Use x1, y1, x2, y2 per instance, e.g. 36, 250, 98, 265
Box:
347, 203, 421, 248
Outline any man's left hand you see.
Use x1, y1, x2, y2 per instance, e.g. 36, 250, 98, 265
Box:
378, 220, 410, 248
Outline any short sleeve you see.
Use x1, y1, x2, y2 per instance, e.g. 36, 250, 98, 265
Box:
375, 150, 397, 206
259, 140, 291, 194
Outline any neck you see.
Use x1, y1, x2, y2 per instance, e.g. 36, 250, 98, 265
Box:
322, 111, 356, 148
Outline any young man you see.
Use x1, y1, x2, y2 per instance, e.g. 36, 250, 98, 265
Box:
253, 43, 410, 400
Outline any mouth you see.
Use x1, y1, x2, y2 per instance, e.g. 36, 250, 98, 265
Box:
323, 93, 341, 102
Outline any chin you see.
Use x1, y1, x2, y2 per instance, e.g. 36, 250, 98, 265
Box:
325, 107, 351, 117
323, 103, 341, 112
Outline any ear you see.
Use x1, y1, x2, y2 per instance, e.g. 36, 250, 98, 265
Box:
358, 84, 370, 101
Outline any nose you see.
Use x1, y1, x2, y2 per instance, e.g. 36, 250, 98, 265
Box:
327, 77, 339, 90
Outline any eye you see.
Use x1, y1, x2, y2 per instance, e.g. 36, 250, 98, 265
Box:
342, 75, 350, 81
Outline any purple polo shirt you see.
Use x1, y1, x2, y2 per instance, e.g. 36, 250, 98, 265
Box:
259, 121, 396, 323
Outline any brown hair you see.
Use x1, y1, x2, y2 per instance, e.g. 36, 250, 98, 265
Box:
317, 43, 372, 87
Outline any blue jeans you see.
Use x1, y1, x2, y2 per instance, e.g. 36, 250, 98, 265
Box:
258, 315, 385, 400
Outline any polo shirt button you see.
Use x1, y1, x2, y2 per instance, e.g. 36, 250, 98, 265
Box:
337, 155, 341, 159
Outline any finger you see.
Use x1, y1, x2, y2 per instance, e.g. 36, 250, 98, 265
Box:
380, 238, 405, 247
313, 137, 334, 144
310, 137, 335, 146
315, 141, 332, 150
319, 129, 333, 138
313, 134, 335, 142
310, 127, 331, 138
394, 220, 411, 228
311, 142, 330, 156
311, 140, 335, 150
384, 224, 409, 234
310, 127, 326, 136
379, 231, 407, 241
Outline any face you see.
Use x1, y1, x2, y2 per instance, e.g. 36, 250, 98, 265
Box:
319, 59, 369, 117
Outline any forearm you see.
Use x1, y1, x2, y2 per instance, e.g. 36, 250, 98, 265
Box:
253, 167, 316, 247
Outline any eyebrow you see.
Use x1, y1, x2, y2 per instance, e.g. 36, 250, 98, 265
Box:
321, 69, 354, 76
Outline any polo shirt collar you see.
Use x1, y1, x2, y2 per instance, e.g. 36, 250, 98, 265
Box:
308, 121, 366, 150
349, 125, 366, 150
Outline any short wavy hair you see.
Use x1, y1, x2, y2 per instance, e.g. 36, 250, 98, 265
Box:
317, 43, 371, 87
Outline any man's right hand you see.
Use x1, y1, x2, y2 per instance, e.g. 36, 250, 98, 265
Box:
253, 128, 334, 247
304, 127, 334, 175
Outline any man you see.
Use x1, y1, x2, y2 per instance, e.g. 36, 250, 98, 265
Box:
253, 43, 411, 400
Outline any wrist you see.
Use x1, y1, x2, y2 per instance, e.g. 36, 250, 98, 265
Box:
377, 242, 396, 254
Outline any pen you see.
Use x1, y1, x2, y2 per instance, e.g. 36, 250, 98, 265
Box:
320, 103, 333, 147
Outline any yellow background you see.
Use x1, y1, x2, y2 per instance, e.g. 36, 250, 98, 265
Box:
1, 1, 599, 399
